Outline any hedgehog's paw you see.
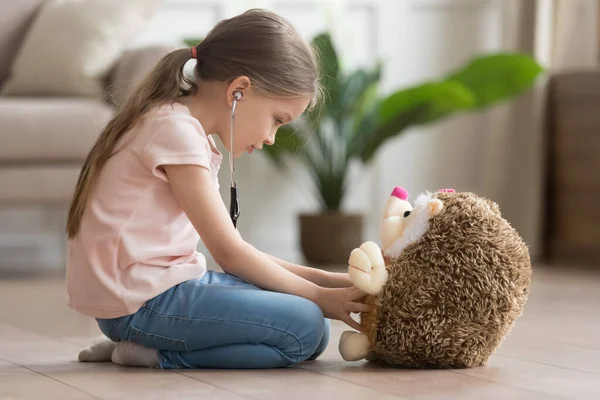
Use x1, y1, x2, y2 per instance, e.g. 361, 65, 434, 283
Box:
348, 241, 388, 295
339, 331, 371, 361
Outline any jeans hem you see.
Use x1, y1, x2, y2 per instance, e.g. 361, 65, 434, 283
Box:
158, 351, 171, 369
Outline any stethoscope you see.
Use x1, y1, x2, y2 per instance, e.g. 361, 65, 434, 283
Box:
228, 91, 242, 228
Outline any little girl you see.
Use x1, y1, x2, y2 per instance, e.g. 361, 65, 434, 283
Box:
66, 9, 368, 369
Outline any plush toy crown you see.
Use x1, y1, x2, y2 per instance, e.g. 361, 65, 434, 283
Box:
391, 186, 409, 201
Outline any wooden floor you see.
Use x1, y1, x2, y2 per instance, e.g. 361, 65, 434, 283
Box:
0, 266, 599, 400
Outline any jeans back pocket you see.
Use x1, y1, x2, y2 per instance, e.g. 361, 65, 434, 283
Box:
129, 325, 191, 352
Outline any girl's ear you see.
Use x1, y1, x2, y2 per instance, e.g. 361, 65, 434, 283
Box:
226, 76, 252, 106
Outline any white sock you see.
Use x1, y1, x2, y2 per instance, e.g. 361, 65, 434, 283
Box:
78, 335, 119, 362
111, 342, 160, 368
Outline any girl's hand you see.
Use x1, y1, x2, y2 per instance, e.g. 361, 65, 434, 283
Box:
315, 286, 370, 331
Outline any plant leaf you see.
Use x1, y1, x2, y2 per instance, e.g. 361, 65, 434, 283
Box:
318, 176, 345, 210
353, 65, 381, 117
347, 99, 381, 160
340, 63, 381, 116
312, 33, 340, 118
345, 65, 382, 152
314, 165, 347, 210
447, 53, 544, 107
183, 37, 203, 47
351, 81, 475, 163
266, 42, 544, 213
378, 81, 475, 126
357, 105, 429, 164
261, 125, 307, 168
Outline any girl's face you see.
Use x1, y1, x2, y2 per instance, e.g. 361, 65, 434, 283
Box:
221, 86, 311, 157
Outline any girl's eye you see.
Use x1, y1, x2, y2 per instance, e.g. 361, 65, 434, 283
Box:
275, 118, 284, 125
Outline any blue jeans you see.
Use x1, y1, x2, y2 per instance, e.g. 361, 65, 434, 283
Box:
96, 270, 330, 369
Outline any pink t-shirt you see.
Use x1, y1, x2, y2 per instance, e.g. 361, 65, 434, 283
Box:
66, 102, 222, 319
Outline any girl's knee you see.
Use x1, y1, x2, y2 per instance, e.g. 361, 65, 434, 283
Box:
294, 299, 327, 361
307, 318, 330, 361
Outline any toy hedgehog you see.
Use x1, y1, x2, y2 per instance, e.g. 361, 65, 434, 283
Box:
339, 187, 532, 368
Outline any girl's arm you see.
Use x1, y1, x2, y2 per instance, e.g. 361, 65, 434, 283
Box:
267, 255, 353, 288
163, 164, 367, 330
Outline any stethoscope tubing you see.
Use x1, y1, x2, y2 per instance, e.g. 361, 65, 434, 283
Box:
229, 97, 240, 228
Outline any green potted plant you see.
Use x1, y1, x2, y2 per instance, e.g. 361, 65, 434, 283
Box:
262, 33, 543, 266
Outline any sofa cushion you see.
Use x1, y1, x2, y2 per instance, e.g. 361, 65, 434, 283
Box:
0, 98, 113, 162
0, 0, 46, 88
107, 45, 177, 108
1, 0, 162, 97
0, 165, 80, 204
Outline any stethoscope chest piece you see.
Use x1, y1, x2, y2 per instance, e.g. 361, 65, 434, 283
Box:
229, 185, 240, 228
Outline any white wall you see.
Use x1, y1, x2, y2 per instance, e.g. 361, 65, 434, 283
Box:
0, 0, 513, 271
551, 0, 598, 71
377, 0, 503, 205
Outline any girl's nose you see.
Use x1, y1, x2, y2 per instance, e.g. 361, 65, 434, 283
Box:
264, 135, 275, 146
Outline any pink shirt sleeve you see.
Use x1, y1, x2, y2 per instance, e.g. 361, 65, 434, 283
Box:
140, 113, 212, 182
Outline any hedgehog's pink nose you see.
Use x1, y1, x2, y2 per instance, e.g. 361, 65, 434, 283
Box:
438, 188, 455, 193
391, 186, 409, 200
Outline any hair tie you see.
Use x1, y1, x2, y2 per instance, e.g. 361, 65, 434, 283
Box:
191, 46, 197, 59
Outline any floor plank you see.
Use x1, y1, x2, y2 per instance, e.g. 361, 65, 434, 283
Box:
0, 265, 598, 400
496, 334, 600, 375
0, 359, 97, 400
0, 325, 249, 400
178, 367, 409, 400
457, 355, 600, 400
300, 347, 567, 400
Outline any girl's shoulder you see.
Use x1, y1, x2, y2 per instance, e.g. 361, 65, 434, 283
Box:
145, 101, 201, 130
130, 101, 214, 162
134, 101, 207, 145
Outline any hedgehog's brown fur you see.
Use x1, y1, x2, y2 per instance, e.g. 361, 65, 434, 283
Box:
363, 191, 532, 368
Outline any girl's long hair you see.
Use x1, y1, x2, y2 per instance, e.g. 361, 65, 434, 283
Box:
66, 9, 321, 238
